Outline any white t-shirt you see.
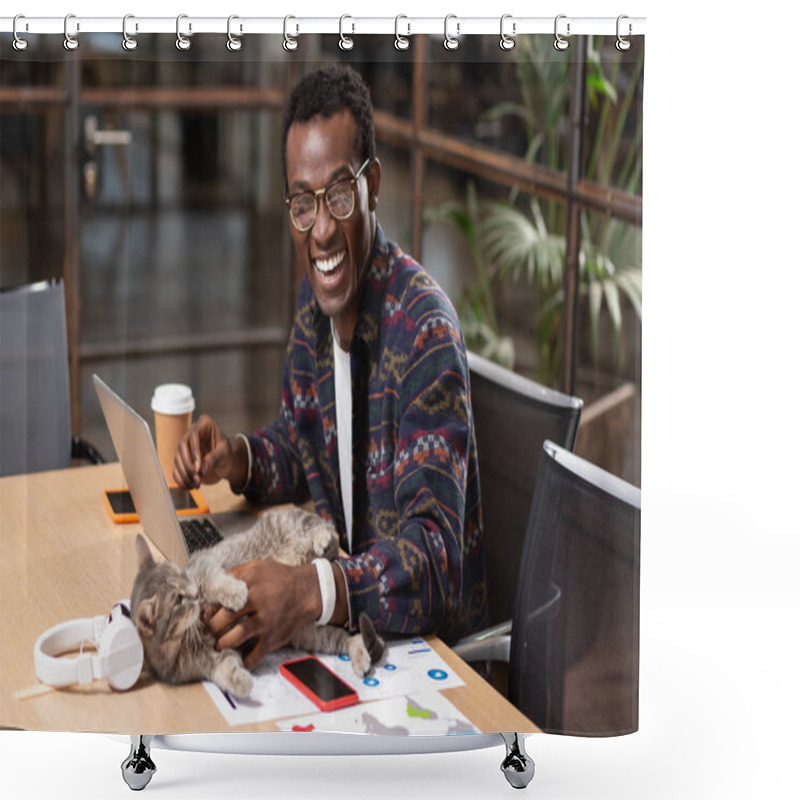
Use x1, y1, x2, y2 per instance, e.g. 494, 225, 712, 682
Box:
331, 322, 353, 553
237, 332, 352, 626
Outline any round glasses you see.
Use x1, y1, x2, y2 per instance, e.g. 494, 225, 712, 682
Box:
285, 159, 371, 232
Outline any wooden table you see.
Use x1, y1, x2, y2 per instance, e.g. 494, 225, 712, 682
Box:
0, 463, 537, 736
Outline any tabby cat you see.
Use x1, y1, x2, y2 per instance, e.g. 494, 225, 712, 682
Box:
131, 506, 384, 699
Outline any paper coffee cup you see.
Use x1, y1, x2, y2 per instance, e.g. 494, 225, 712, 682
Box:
151, 384, 195, 482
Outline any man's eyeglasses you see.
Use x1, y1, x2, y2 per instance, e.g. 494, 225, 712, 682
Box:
284, 159, 371, 233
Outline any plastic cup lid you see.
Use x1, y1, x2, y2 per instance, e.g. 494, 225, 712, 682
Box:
151, 383, 195, 415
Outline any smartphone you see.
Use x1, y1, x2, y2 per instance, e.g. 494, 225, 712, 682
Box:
103, 486, 209, 524
280, 655, 359, 712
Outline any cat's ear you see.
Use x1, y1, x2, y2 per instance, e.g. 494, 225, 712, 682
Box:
135, 534, 155, 568
135, 597, 157, 639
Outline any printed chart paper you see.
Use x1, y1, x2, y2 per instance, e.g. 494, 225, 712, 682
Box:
205, 638, 466, 727
277, 690, 480, 736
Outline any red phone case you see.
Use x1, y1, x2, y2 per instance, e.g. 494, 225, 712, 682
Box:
280, 655, 359, 712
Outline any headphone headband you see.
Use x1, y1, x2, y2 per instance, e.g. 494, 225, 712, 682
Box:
34, 603, 143, 691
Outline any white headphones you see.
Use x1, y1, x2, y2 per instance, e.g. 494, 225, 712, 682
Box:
34, 602, 143, 691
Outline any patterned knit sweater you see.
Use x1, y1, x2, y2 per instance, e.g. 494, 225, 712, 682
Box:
241, 224, 488, 644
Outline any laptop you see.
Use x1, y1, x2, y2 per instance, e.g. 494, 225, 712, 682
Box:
93, 374, 253, 565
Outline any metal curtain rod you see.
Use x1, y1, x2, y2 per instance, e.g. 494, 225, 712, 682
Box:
0, 15, 646, 37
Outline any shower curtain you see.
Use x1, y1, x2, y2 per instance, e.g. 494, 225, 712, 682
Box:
0, 14, 643, 744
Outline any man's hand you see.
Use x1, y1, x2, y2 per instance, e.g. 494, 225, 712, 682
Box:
204, 560, 322, 670
173, 414, 247, 489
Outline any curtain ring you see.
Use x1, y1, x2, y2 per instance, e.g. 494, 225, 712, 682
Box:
499, 14, 515, 51
227, 15, 242, 51
283, 15, 298, 51
176, 14, 191, 51
12, 15, 28, 51
553, 14, 570, 51
339, 15, 355, 51
394, 15, 410, 51
444, 14, 459, 51
63, 13, 79, 51
122, 14, 137, 51
616, 15, 632, 51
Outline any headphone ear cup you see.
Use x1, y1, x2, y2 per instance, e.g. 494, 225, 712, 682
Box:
98, 616, 144, 691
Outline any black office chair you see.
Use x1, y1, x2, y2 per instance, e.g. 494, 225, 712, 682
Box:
0, 279, 103, 477
456, 440, 641, 736
467, 351, 583, 629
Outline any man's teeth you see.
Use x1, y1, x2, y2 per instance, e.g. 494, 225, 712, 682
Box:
315, 251, 346, 274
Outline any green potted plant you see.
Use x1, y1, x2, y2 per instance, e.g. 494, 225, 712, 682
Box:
429, 36, 642, 391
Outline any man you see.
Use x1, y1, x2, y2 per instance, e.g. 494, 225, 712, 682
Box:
174, 64, 487, 669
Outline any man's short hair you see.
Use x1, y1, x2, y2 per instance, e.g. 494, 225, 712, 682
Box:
281, 63, 376, 184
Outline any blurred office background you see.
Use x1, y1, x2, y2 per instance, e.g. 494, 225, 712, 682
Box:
1, 32, 641, 485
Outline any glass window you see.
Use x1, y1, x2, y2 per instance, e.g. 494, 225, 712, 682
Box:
583, 36, 644, 194
2, 33, 642, 484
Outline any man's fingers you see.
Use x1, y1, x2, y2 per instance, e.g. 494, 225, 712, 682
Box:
172, 459, 190, 489
205, 605, 238, 637
174, 416, 228, 489
200, 603, 220, 624
216, 616, 259, 653
174, 429, 198, 488
242, 638, 265, 671
201, 447, 220, 481
188, 425, 204, 474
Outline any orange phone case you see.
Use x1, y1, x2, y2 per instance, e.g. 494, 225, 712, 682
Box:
102, 486, 209, 524
280, 655, 359, 712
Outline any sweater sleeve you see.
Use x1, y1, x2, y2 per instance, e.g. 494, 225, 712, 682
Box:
335, 310, 470, 638
238, 333, 311, 507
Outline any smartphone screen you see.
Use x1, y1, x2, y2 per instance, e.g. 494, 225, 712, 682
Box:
105, 489, 138, 516
105, 488, 199, 515
280, 656, 358, 711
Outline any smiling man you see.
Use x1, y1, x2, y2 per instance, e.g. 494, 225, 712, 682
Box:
174, 64, 487, 668
285, 108, 375, 351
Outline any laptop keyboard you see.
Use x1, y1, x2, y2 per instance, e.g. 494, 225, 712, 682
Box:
180, 517, 223, 554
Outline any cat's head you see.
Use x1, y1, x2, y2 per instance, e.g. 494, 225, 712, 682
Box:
131, 535, 204, 676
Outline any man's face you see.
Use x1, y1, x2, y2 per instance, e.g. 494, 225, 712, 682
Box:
285, 110, 380, 347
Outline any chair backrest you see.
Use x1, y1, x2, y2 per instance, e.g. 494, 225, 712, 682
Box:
0, 280, 72, 476
468, 351, 583, 627
509, 440, 641, 735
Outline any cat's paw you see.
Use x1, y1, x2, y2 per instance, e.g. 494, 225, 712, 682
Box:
358, 611, 385, 664
214, 653, 254, 699
313, 526, 339, 560
227, 667, 254, 699
347, 636, 372, 678
347, 613, 385, 677
215, 577, 248, 611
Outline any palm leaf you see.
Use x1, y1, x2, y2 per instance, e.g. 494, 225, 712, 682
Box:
480, 200, 565, 289
588, 280, 603, 364
481, 101, 532, 127
614, 269, 643, 319
602, 279, 623, 355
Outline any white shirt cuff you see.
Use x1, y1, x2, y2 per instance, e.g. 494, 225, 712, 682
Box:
313, 558, 336, 626
234, 433, 252, 492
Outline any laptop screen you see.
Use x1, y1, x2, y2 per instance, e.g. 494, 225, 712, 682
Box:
93, 374, 190, 565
